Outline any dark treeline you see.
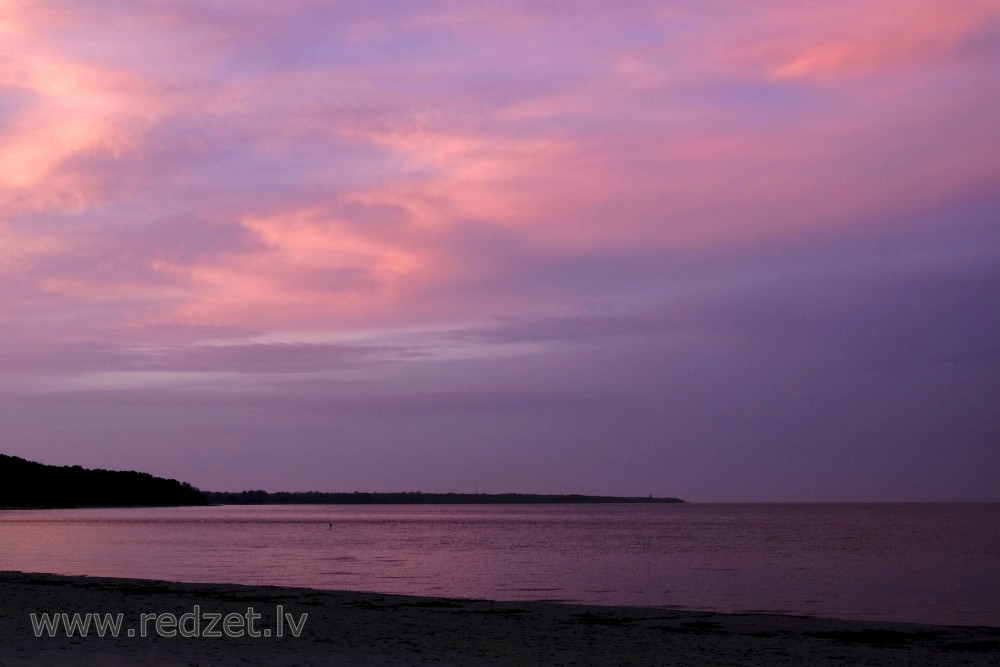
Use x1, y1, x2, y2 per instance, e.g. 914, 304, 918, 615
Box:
0, 454, 207, 508
205, 490, 684, 505
0, 453, 683, 508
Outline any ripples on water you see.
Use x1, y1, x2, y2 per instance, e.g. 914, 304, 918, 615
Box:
2, 503, 997, 626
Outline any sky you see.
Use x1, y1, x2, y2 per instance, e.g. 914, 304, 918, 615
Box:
1, 1, 998, 501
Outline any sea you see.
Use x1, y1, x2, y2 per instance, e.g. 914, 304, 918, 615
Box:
1, 503, 997, 627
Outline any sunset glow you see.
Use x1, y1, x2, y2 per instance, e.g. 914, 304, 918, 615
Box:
2, 1, 998, 500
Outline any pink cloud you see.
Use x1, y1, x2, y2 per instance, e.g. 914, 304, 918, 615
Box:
1, 0, 996, 373
688, 1, 999, 80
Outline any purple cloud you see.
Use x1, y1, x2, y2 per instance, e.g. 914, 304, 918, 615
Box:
1, 1, 997, 500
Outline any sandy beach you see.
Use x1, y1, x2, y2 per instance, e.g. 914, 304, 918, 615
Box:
1, 572, 997, 666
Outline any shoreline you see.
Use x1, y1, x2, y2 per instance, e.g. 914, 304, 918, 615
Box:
2, 571, 998, 666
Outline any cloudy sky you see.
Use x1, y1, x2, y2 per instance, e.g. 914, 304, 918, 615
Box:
1, 1, 998, 500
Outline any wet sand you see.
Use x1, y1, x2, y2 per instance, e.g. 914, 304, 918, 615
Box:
1, 571, 998, 666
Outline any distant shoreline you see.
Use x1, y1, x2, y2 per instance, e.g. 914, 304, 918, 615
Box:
1, 571, 996, 666
203, 490, 685, 505
1, 453, 685, 509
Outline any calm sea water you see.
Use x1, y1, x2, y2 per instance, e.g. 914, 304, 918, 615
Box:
1, 503, 997, 627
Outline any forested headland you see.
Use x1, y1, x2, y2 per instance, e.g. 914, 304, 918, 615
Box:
0, 454, 207, 508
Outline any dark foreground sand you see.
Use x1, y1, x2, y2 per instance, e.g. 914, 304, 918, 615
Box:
1, 572, 998, 666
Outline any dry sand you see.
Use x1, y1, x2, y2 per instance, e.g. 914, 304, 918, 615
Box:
1, 571, 998, 666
